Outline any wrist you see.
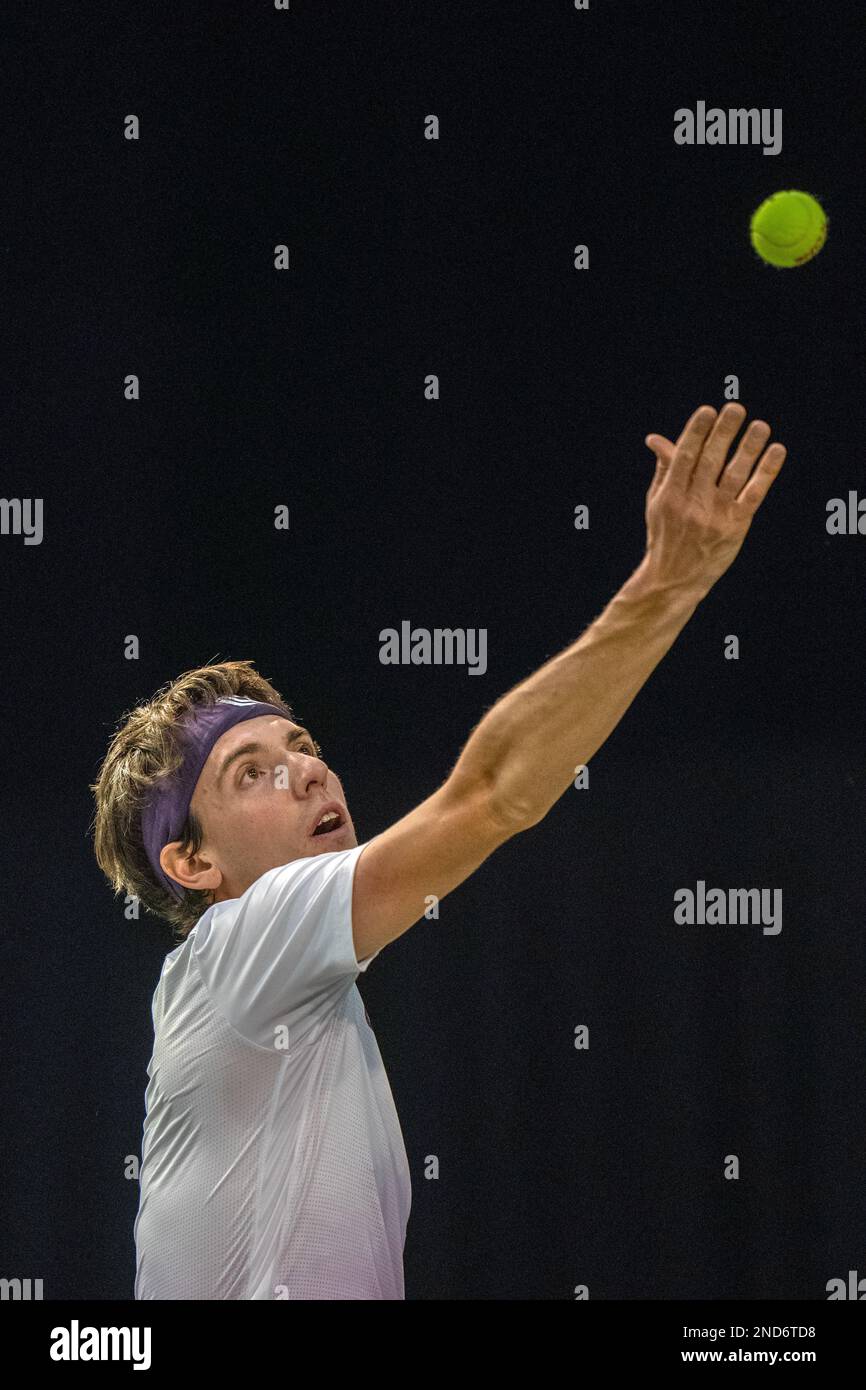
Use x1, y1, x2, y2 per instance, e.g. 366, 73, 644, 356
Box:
620, 556, 708, 611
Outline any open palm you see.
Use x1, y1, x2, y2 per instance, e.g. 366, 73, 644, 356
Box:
642, 403, 787, 593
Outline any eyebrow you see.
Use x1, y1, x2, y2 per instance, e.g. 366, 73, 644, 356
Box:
216, 726, 314, 790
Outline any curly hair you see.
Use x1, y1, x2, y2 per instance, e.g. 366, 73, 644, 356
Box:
90, 660, 294, 944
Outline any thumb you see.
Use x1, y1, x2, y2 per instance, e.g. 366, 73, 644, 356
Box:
645, 433, 673, 458
645, 433, 675, 502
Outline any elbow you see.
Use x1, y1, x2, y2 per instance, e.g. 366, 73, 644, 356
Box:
447, 763, 540, 838
486, 786, 546, 835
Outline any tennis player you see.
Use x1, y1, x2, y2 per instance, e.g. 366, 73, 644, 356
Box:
91, 403, 786, 1299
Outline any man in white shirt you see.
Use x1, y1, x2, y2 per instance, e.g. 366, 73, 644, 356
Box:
133, 839, 408, 1299
91, 403, 787, 1298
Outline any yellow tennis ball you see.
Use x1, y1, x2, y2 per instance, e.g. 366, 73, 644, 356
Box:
750, 190, 828, 267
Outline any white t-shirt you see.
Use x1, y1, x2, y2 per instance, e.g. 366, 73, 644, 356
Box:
133, 842, 411, 1300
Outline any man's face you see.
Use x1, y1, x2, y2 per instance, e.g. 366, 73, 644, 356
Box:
162, 715, 357, 903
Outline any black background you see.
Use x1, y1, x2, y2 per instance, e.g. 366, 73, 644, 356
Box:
3, 0, 864, 1301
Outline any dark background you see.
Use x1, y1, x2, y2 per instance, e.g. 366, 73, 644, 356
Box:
3, 1, 864, 1300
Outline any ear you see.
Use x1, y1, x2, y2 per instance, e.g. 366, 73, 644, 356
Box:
159, 840, 223, 895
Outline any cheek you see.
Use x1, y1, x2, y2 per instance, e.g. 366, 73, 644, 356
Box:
247, 794, 302, 839
224, 798, 273, 843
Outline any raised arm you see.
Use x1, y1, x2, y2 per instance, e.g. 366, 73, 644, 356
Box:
351, 402, 787, 962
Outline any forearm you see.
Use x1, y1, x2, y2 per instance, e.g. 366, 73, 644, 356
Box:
456, 559, 706, 828
453, 401, 787, 829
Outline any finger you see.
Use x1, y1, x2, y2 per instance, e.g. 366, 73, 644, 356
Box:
717, 419, 772, 498
663, 406, 718, 491
645, 434, 674, 455
647, 455, 666, 501
736, 442, 787, 514
647, 411, 704, 464
645, 434, 674, 499
692, 402, 748, 488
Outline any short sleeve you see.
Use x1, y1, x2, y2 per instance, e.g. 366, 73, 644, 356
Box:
193, 842, 377, 1051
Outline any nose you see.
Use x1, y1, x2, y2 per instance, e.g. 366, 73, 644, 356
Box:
299, 751, 330, 793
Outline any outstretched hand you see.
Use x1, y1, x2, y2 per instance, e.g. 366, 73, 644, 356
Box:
641, 403, 787, 596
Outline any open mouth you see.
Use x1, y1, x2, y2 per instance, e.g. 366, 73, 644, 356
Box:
311, 809, 345, 838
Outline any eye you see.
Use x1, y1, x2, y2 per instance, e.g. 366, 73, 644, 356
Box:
242, 764, 261, 781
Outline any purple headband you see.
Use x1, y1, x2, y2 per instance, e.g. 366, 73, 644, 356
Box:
141, 696, 291, 900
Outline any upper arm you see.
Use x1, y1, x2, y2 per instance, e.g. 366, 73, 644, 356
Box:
351, 773, 521, 962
